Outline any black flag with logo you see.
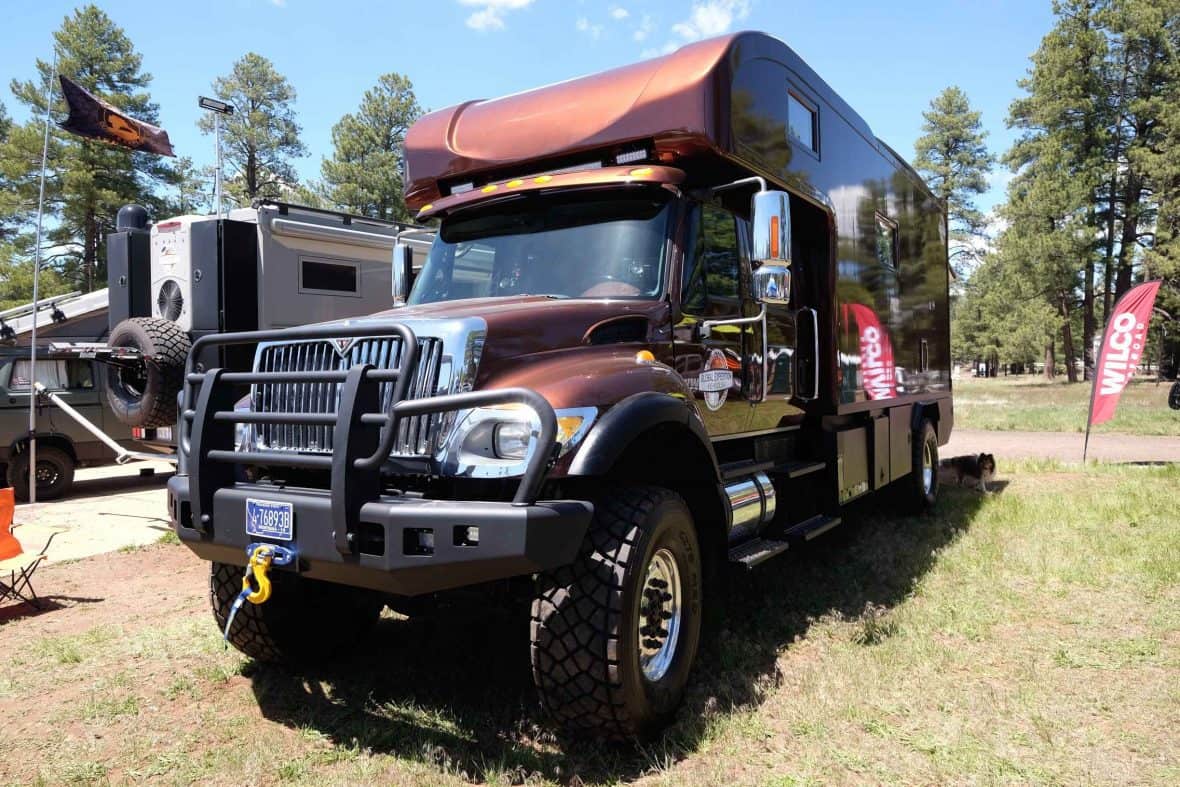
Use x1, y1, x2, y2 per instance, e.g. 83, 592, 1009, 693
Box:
58, 75, 175, 156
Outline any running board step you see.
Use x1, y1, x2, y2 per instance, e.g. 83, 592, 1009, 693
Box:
719, 459, 777, 481
728, 537, 791, 569
784, 460, 826, 479
782, 514, 842, 542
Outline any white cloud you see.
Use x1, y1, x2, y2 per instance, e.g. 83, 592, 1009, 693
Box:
669, 0, 751, 42
459, 0, 534, 32
576, 15, 604, 39
610, 6, 629, 20
633, 13, 655, 41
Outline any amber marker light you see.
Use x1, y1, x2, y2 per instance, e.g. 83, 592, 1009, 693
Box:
533, 175, 553, 184
635, 350, 655, 363
769, 215, 780, 258
506, 179, 525, 188
481, 184, 498, 193
629, 167, 654, 177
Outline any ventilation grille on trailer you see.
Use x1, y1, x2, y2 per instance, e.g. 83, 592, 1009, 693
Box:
156, 279, 184, 322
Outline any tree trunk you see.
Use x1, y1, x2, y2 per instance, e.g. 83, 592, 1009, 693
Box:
1115, 171, 1143, 298
1044, 336, 1056, 380
83, 211, 95, 293
1083, 251, 1095, 380
1060, 292, 1078, 383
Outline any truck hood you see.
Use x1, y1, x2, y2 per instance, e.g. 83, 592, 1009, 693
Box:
342, 295, 668, 372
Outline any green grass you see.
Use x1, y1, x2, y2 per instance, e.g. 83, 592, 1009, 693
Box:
954, 375, 1180, 435
1, 463, 1178, 785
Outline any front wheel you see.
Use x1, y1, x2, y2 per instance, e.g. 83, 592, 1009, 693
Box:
210, 562, 384, 664
530, 486, 703, 741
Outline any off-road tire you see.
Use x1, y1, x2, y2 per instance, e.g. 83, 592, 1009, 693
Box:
899, 418, 939, 513
530, 486, 703, 741
7, 445, 74, 501
106, 317, 191, 428
210, 562, 384, 664
1169, 381, 1180, 411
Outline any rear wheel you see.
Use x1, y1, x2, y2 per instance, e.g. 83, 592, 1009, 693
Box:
898, 418, 939, 513
8, 445, 75, 501
210, 562, 384, 664
530, 486, 703, 740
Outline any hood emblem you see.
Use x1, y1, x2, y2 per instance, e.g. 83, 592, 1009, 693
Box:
332, 337, 356, 356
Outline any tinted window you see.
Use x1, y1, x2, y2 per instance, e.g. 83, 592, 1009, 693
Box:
788, 92, 817, 152
682, 204, 741, 313
10, 359, 94, 391
301, 259, 358, 294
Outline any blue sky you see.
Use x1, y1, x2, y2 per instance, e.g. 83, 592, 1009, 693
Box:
1, 1, 1054, 215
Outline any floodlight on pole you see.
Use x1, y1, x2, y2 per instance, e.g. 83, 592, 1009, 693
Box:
199, 96, 234, 217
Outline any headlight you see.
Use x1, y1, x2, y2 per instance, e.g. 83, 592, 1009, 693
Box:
494, 421, 532, 460
440, 405, 596, 478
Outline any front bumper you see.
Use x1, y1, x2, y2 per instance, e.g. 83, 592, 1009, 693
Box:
169, 475, 592, 595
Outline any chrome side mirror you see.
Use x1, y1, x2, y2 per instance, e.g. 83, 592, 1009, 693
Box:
753, 263, 791, 305
392, 242, 414, 305
751, 190, 791, 266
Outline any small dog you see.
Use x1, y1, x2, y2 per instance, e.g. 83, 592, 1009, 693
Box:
938, 453, 996, 492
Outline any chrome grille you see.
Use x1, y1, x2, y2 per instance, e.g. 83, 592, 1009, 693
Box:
253, 336, 444, 456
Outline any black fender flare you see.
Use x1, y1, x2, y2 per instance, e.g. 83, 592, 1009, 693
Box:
911, 396, 953, 445
567, 391, 720, 479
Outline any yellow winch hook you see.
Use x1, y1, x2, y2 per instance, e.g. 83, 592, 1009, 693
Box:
241, 544, 275, 604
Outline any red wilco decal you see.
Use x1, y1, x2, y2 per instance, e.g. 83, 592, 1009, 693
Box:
1088, 281, 1161, 426
846, 303, 896, 400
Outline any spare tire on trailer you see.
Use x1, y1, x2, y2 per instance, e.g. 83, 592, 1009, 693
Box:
105, 317, 191, 428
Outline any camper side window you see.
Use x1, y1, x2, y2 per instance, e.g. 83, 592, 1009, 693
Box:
682, 204, 741, 316
9, 359, 94, 392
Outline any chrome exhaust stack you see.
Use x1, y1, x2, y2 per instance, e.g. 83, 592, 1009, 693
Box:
725, 471, 777, 536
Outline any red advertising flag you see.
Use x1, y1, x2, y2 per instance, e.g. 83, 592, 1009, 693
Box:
1088, 280, 1161, 426
846, 303, 896, 400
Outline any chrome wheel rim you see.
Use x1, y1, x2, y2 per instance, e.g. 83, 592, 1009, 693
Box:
638, 547, 682, 683
922, 440, 934, 495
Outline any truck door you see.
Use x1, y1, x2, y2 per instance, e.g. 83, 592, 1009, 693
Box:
674, 202, 754, 436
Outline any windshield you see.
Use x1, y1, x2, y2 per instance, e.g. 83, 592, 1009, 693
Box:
409, 190, 671, 304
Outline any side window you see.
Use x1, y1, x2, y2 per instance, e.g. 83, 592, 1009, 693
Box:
788, 91, 819, 154
9, 359, 94, 392
875, 213, 897, 269
682, 204, 741, 315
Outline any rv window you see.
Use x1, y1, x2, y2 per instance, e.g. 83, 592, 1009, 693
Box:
9, 359, 94, 392
788, 92, 817, 152
301, 258, 359, 295
875, 215, 897, 269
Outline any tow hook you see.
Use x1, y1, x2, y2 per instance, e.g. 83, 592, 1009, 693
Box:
221, 543, 297, 645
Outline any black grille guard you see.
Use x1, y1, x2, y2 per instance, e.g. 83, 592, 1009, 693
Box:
178, 321, 558, 555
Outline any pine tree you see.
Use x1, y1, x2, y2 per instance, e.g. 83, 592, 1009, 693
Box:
199, 53, 306, 205
913, 86, 994, 276
1, 5, 172, 293
320, 73, 422, 222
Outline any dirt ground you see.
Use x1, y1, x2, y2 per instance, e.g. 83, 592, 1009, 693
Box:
945, 428, 1180, 463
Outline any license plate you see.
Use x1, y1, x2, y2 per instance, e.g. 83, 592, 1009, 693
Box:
246, 498, 294, 541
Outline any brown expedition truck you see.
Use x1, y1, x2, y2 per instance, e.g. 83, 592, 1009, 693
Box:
168, 32, 952, 740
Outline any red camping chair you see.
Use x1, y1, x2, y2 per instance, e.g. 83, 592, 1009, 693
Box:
0, 487, 61, 609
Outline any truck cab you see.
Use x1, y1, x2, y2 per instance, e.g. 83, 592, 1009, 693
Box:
169, 31, 951, 741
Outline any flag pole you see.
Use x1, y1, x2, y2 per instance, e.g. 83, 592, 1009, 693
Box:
28, 47, 58, 506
